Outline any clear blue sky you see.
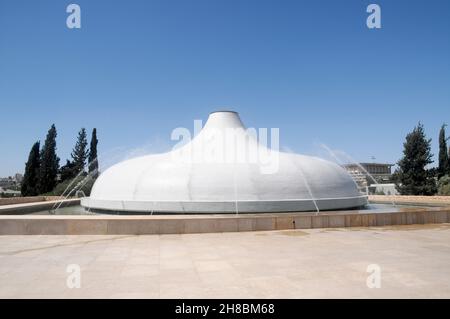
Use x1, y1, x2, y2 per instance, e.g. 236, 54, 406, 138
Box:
1, 0, 449, 176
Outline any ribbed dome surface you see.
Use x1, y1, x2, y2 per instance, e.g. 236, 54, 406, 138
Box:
81, 111, 367, 213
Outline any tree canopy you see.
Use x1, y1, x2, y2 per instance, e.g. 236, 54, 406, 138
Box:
71, 128, 89, 174
21, 141, 41, 196
394, 123, 437, 195
438, 124, 450, 179
38, 124, 60, 194
88, 128, 99, 178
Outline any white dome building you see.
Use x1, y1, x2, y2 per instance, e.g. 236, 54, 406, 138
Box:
81, 111, 367, 213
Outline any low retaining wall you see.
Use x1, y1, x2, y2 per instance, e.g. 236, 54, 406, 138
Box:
0, 196, 63, 206
0, 207, 449, 235
369, 195, 450, 206
0, 199, 80, 215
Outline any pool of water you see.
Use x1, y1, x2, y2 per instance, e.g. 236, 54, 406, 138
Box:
31, 205, 97, 215
28, 203, 432, 215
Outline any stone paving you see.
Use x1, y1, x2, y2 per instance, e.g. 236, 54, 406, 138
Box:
1, 224, 450, 298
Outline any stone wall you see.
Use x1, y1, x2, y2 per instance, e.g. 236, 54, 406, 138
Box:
369, 195, 450, 206
1, 207, 449, 235
0, 196, 63, 206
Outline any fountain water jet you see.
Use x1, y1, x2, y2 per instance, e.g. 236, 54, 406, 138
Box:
283, 147, 320, 214
319, 143, 397, 207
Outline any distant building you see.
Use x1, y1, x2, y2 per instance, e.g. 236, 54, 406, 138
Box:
15, 173, 23, 184
0, 177, 15, 188
0, 173, 24, 196
343, 163, 395, 193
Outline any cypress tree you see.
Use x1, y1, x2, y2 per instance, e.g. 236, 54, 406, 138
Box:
38, 124, 60, 194
448, 144, 450, 174
88, 128, 99, 178
438, 124, 450, 179
394, 123, 437, 195
71, 128, 89, 174
21, 141, 41, 196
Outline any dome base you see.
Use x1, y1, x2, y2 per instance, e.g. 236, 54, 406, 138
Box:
81, 196, 368, 214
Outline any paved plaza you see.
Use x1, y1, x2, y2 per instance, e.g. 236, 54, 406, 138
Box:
1, 224, 450, 298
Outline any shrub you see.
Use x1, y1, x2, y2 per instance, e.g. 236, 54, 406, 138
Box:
44, 175, 95, 197
437, 175, 450, 196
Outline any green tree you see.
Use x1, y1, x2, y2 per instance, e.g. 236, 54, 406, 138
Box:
438, 124, 450, 179
38, 124, 60, 194
438, 175, 450, 195
394, 123, 437, 195
71, 128, 89, 174
21, 141, 41, 196
59, 159, 77, 182
47, 175, 95, 197
88, 128, 99, 178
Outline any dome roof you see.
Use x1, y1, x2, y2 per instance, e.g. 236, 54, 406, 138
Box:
81, 111, 367, 213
